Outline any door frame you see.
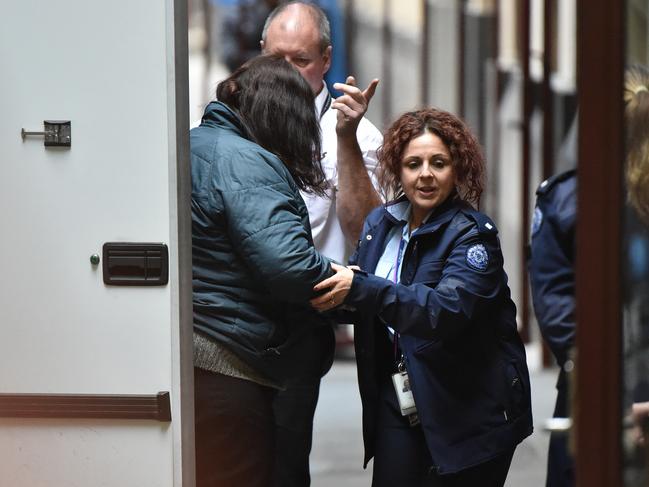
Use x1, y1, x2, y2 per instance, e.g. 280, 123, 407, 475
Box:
575, 0, 624, 485
172, 0, 195, 484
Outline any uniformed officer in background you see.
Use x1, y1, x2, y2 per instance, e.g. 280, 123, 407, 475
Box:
529, 168, 577, 487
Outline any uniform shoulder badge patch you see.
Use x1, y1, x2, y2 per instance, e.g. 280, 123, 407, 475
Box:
466, 243, 489, 271
531, 206, 543, 236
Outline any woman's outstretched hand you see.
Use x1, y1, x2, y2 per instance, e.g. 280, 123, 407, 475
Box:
310, 263, 357, 311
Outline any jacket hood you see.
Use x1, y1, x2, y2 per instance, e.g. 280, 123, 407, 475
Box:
200, 101, 251, 139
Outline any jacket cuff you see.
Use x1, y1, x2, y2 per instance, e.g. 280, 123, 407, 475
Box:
344, 269, 385, 314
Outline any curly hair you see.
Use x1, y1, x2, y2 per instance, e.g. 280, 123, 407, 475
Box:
377, 108, 485, 207
624, 64, 649, 225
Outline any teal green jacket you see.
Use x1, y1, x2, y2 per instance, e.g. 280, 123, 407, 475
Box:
190, 101, 332, 385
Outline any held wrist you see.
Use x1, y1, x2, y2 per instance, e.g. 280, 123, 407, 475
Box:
347, 267, 368, 299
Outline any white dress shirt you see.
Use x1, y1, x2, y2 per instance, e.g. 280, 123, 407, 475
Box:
300, 83, 384, 264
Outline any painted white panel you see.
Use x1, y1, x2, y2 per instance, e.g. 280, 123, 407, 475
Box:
0, 420, 174, 487
498, 0, 518, 71
428, 0, 460, 113
552, 0, 576, 93
529, 0, 544, 82
0, 1, 171, 393
496, 74, 523, 326
0, 0, 188, 485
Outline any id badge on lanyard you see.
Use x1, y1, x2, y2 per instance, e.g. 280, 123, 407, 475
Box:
391, 359, 419, 425
389, 234, 419, 426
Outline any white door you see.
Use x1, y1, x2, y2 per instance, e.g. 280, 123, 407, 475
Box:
0, 1, 194, 486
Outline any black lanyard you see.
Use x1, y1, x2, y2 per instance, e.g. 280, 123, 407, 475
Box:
391, 235, 406, 363
319, 92, 332, 120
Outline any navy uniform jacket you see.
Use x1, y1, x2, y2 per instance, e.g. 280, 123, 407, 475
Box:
343, 196, 533, 474
528, 170, 577, 370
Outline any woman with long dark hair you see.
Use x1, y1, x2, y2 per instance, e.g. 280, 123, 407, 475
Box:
313, 108, 533, 486
190, 54, 332, 487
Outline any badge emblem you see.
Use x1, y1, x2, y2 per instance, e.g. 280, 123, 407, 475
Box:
531, 206, 543, 236
466, 243, 489, 271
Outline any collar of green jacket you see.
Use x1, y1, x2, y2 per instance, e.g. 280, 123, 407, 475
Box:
201, 101, 251, 140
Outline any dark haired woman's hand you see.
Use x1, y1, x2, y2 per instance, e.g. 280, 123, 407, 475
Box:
332, 76, 379, 139
310, 263, 356, 311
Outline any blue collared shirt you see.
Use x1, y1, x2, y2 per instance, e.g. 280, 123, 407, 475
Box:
373, 202, 433, 335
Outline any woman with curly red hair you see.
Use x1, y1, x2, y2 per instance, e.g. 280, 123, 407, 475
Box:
313, 108, 532, 486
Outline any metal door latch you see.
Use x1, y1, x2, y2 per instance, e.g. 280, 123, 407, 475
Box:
21, 120, 71, 147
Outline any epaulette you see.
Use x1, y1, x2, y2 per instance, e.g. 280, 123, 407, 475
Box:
461, 207, 499, 236
536, 169, 577, 196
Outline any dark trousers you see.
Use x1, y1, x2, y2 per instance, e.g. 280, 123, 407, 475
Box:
546, 385, 575, 487
194, 367, 276, 487
271, 325, 335, 487
372, 378, 515, 487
